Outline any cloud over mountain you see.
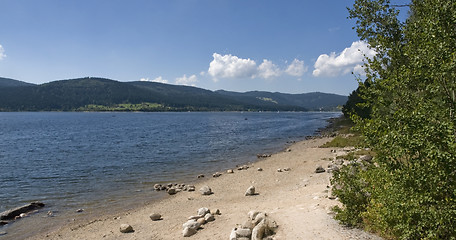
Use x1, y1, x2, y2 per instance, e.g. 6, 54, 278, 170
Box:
207, 53, 307, 81
175, 74, 198, 86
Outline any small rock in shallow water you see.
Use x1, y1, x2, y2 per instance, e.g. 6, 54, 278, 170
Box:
167, 188, 177, 195
197, 174, 205, 178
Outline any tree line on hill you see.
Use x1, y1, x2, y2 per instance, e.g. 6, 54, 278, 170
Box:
0, 77, 346, 112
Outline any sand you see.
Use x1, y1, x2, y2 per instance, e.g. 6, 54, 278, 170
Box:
30, 137, 381, 240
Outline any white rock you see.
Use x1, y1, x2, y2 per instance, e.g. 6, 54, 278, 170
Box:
182, 219, 201, 230
227, 169, 234, 174
245, 186, 256, 196
199, 186, 212, 195
230, 228, 237, 240
253, 212, 267, 225
248, 210, 261, 220
119, 224, 134, 233
183, 226, 197, 237
251, 220, 267, 240
204, 213, 215, 222
187, 185, 196, 191
235, 228, 252, 238
197, 207, 210, 216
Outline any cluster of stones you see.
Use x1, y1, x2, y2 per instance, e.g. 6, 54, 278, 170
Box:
276, 167, 291, 172
153, 183, 196, 195
230, 211, 278, 240
182, 207, 221, 237
256, 154, 271, 158
119, 213, 163, 233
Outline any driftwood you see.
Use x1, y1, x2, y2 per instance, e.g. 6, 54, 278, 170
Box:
0, 202, 45, 221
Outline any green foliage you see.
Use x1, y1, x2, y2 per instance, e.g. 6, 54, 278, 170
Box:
342, 80, 372, 119
321, 135, 363, 148
332, 0, 456, 239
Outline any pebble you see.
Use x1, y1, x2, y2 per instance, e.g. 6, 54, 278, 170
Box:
257, 168, 263, 171
227, 169, 234, 174
315, 165, 326, 173
119, 224, 134, 233
149, 213, 162, 221
245, 186, 256, 196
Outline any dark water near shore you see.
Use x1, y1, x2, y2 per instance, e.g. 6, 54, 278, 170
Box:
0, 112, 340, 239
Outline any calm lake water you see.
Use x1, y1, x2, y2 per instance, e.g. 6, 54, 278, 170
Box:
0, 112, 340, 239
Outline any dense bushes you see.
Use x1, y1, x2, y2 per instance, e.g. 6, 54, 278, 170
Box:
333, 0, 456, 239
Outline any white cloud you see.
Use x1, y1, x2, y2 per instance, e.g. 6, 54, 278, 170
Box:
257, 59, 281, 79
285, 59, 307, 77
208, 53, 257, 81
207, 53, 310, 81
312, 41, 376, 77
175, 74, 198, 86
0, 44, 6, 60
140, 76, 169, 84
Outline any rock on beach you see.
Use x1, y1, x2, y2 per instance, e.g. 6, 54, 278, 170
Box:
199, 186, 213, 195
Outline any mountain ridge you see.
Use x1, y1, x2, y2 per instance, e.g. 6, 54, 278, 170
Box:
0, 77, 347, 112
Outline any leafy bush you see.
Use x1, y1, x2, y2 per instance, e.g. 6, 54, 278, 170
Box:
332, 0, 456, 239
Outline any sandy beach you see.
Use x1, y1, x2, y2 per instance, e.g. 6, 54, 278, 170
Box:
28, 137, 381, 240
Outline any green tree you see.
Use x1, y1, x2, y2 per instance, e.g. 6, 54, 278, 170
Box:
333, 0, 456, 239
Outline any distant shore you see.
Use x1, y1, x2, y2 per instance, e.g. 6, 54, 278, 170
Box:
28, 133, 381, 240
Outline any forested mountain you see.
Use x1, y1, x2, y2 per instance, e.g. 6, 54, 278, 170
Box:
216, 90, 347, 111
0, 77, 346, 111
0, 77, 36, 88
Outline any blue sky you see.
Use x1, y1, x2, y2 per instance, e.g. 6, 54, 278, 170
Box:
0, 0, 405, 95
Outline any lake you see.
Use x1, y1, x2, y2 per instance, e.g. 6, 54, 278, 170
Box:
0, 112, 340, 239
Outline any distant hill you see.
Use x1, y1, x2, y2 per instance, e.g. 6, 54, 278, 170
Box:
0, 77, 36, 88
216, 90, 347, 111
0, 77, 346, 112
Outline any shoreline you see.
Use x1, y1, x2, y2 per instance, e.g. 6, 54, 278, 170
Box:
25, 133, 381, 240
